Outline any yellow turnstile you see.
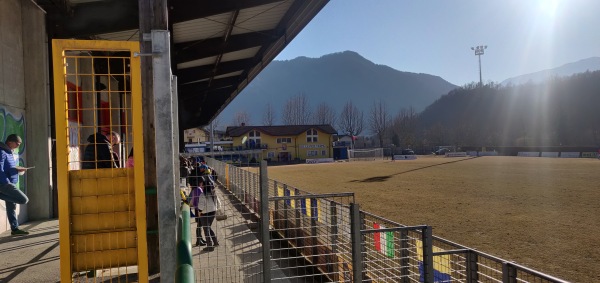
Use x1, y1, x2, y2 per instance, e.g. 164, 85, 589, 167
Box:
52, 39, 148, 282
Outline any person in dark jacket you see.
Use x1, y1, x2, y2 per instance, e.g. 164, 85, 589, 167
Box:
0, 134, 29, 235
82, 129, 118, 169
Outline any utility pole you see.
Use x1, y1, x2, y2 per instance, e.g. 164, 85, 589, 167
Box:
471, 45, 487, 86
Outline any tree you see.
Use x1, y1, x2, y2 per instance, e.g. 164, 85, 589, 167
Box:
232, 111, 251, 126
206, 116, 221, 141
262, 102, 276, 126
313, 102, 337, 126
282, 93, 312, 125
392, 107, 417, 149
369, 100, 390, 147
338, 101, 364, 148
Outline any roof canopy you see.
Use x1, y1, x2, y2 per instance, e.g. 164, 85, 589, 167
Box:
38, 0, 328, 130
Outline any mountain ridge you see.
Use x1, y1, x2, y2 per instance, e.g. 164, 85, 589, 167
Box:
500, 57, 600, 86
219, 51, 457, 125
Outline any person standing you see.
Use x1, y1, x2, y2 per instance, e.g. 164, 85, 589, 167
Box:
197, 176, 221, 251
0, 134, 29, 235
188, 177, 206, 246
82, 128, 118, 169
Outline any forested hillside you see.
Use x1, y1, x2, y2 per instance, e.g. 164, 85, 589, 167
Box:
414, 71, 600, 148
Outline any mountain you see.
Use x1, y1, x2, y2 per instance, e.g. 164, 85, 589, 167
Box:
500, 57, 600, 86
418, 70, 600, 147
219, 51, 457, 126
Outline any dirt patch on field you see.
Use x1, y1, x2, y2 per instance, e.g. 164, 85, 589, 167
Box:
267, 156, 600, 283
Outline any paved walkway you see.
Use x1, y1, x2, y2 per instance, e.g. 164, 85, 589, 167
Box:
0, 219, 61, 283
191, 186, 292, 283
0, 188, 291, 282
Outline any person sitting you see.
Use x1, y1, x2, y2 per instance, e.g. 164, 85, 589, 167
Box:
82, 128, 118, 169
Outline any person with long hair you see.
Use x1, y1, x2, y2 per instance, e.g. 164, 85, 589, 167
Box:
189, 176, 207, 246
196, 176, 221, 251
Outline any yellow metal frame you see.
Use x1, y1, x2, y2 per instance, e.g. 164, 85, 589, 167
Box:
52, 39, 148, 282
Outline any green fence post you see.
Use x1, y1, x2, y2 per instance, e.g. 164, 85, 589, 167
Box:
175, 203, 194, 283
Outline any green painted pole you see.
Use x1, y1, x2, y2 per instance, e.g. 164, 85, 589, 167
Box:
175, 203, 194, 283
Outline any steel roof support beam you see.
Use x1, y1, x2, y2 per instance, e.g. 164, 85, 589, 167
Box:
175, 58, 256, 84
173, 31, 279, 63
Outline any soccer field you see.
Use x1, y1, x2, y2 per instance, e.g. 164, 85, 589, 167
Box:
267, 156, 600, 283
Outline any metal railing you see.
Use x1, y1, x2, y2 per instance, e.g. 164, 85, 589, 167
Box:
198, 157, 568, 283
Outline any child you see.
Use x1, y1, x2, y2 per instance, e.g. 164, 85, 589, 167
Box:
126, 148, 134, 168
197, 176, 221, 251
189, 178, 207, 246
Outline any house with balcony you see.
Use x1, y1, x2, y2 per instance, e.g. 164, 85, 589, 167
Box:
225, 125, 337, 162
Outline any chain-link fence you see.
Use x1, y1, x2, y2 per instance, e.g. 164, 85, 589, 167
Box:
176, 156, 569, 283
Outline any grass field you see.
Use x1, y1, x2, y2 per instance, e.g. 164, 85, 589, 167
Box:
266, 156, 600, 283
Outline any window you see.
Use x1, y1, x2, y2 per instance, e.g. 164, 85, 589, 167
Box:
321, 150, 326, 156
247, 130, 261, 148
267, 152, 275, 158
307, 150, 318, 157
277, 137, 292, 144
306, 129, 318, 143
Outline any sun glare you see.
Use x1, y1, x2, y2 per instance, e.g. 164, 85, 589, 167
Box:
538, 0, 560, 18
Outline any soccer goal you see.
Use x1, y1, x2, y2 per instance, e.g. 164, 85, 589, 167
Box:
348, 148, 384, 161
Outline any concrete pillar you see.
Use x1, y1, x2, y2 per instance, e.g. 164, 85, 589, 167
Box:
152, 30, 178, 281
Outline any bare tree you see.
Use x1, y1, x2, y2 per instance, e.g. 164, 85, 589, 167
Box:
262, 102, 276, 126
313, 102, 337, 126
206, 116, 221, 142
232, 111, 251, 126
282, 93, 312, 125
210, 116, 221, 131
392, 107, 418, 148
369, 100, 390, 147
338, 101, 364, 147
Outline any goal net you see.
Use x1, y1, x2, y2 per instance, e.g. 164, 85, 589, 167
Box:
348, 148, 384, 161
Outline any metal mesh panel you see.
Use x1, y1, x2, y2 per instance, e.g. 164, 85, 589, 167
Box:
190, 162, 263, 282
270, 193, 355, 282
361, 212, 424, 283
190, 157, 568, 283
53, 39, 146, 282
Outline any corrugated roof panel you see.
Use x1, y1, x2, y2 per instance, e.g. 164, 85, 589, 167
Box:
214, 70, 243, 80
173, 12, 231, 44
232, 1, 292, 35
177, 55, 217, 69
96, 29, 139, 41
220, 46, 261, 62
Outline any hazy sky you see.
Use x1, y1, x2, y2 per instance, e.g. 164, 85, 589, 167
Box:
275, 0, 600, 86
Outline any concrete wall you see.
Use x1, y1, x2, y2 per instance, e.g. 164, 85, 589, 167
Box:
22, 0, 52, 221
0, 0, 51, 232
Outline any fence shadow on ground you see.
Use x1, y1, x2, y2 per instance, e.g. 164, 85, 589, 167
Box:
350, 157, 477, 183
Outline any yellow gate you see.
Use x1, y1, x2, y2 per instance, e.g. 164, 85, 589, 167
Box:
52, 39, 148, 282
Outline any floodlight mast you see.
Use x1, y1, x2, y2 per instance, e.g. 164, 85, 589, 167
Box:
471, 45, 487, 86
